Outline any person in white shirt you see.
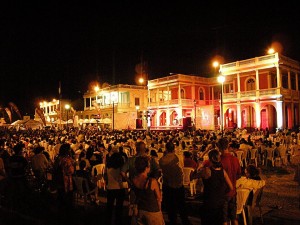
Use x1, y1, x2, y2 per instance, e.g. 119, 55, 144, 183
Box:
236, 164, 265, 193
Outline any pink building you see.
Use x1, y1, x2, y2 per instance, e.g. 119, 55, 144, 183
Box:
148, 53, 300, 133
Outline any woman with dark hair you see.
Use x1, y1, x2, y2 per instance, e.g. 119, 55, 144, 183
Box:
105, 151, 127, 225
132, 155, 165, 225
198, 149, 233, 225
236, 164, 265, 192
53, 143, 75, 211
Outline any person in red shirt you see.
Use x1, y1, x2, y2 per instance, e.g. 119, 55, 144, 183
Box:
183, 151, 197, 169
217, 138, 242, 225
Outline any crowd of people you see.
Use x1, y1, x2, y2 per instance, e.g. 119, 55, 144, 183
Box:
0, 125, 300, 225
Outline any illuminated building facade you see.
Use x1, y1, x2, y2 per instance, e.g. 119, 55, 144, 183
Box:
148, 53, 300, 132
82, 84, 148, 130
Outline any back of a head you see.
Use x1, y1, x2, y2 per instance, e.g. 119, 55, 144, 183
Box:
106, 152, 124, 169
208, 149, 222, 167
217, 138, 229, 152
135, 141, 146, 154
59, 143, 71, 156
34, 146, 44, 154
79, 159, 87, 170
134, 155, 150, 174
165, 141, 175, 153
246, 164, 260, 179
183, 151, 191, 158
13, 143, 23, 155
0, 139, 5, 147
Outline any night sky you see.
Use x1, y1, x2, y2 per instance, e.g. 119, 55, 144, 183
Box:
1, 2, 300, 118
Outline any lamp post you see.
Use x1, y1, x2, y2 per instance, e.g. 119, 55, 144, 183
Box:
217, 75, 225, 136
94, 86, 99, 102
111, 93, 117, 131
193, 99, 196, 130
65, 104, 70, 130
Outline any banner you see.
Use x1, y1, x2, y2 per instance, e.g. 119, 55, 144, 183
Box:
35, 108, 46, 126
4, 107, 12, 123
8, 102, 22, 119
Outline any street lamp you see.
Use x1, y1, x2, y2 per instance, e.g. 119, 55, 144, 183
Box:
217, 75, 225, 136
212, 61, 219, 75
193, 99, 196, 130
65, 104, 70, 130
111, 93, 117, 131
94, 86, 99, 102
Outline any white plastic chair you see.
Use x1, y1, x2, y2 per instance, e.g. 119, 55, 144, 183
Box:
247, 187, 264, 225
182, 167, 197, 196
266, 147, 275, 167
236, 188, 251, 225
235, 150, 244, 167
249, 148, 258, 167
91, 163, 106, 190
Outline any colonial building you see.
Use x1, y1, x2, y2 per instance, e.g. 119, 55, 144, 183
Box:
148, 53, 300, 133
82, 84, 148, 130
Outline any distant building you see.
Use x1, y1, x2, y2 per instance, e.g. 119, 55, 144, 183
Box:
81, 84, 148, 130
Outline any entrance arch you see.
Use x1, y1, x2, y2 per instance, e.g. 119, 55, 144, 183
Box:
170, 110, 178, 125
241, 105, 256, 131
159, 111, 166, 126
261, 104, 277, 133
224, 108, 236, 129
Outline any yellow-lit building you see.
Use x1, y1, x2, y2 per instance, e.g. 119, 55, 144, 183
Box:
81, 84, 148, 130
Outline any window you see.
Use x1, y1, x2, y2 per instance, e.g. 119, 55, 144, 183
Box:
246, 78, 255, 91
282, 72, 288, 88
291, 73, 296, 90
85, 98, 90, 107
135, 98, 140, 106
199, 88, 204, 100
180, 89, 185, 98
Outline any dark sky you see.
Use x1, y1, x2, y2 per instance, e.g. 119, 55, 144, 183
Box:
1, 2, 300, 118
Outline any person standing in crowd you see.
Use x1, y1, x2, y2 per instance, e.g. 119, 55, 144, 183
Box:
0, 139, 10, 173
217, 138, 241, 225
199, 149, 233, 225
132, 155, 165, 225
183, 151, 197, 169
31, 146, 49, 182
105, 151, 127, 225
159, 141, 191, 225
53, 143, 75, 212
6, 143, 29, 209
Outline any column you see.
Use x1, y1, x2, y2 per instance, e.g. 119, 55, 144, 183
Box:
237, 103, 242, 128
178, 84, 182, 105
255, 101, 261, 129
192, 84, 195, 100
166, 109, 170, 126
156, 110, 160, 127
276, 63, 281, 95
288, 71, 291, 89
276, 99, 283, 130
256, 69, 260, 97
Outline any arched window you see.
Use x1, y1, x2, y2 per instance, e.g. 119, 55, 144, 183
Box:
246, 78, 255, 91
199, 88, 204, 100
180, 89, 185, 98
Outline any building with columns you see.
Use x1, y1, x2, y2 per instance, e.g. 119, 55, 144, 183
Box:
82, 84, 148, 130
148, 53, 300, 133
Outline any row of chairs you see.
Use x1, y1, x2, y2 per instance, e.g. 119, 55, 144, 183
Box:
235, 146, 288, 168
